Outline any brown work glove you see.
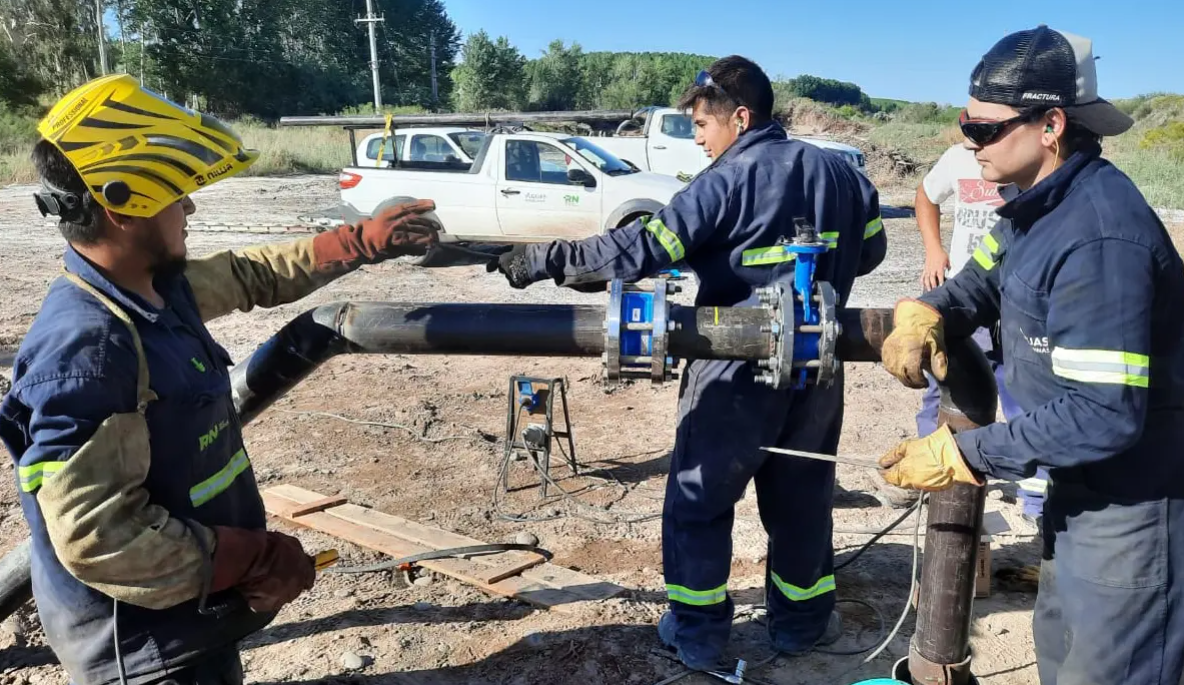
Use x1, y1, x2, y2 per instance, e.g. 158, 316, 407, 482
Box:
880, 299, 948, 389
312, 198, 441, 272
878, 424, 983, 491
210, 526, 315, 613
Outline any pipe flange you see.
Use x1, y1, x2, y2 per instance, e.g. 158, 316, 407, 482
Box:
604, 279, 624, 382
650, 282, 669, 385
815, 281, 839, 387
772, 282, 795, 389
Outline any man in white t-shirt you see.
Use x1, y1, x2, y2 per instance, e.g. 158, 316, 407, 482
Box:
912, 143, 1048, 523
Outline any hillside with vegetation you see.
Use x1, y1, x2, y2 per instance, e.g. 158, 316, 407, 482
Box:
2, 3, 1181, 207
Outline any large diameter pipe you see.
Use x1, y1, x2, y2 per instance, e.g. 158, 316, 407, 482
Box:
233, 301, 774, 423
0, 297, 1002, 685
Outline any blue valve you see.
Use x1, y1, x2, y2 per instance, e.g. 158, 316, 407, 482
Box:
769, 218, 829, 389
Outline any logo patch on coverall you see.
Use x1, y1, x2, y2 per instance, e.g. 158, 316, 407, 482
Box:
1021, 327, 1050, 355
199, 419, 231, 451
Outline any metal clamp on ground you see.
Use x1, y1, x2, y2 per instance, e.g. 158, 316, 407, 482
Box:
604, 279, 680, 385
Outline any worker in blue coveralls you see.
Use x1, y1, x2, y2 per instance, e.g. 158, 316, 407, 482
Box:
878, 27, 1184, 685
0, 75, 441, 684
488, 55, 887, 671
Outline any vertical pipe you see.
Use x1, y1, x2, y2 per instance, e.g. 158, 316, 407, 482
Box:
907, 336, 996, 685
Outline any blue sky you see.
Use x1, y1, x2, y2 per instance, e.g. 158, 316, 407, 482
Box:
442, 0, 1182, 104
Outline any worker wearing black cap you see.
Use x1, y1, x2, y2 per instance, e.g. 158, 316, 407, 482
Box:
876, 26, 1184, 684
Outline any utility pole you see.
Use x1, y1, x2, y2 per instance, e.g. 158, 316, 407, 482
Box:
430, 30, 438, 111
96, 0, 108, 75
355, 0, 384, 112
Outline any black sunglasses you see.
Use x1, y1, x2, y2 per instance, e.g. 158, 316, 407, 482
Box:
959, 108, 1047, 146
694, 69, 734, 100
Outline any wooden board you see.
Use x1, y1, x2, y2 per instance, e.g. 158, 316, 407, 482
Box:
262, 485, 625, 612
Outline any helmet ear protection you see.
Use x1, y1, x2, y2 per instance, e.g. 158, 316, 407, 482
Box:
33, 179, 92, 225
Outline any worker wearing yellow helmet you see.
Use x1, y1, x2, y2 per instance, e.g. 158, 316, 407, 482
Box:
0, 74, 440, 684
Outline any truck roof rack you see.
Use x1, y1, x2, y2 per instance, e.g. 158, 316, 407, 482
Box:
279, 110, 637, 129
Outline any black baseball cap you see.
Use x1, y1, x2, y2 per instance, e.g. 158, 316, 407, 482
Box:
969, 26, 1133, 136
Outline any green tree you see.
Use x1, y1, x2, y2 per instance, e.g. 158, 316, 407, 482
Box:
0, 0, 103, 96
525, 39, 582, 110
451, 30, 526, 111
0, 40, 43, 107
785, 74, 867, 108
574, 51, 711, 110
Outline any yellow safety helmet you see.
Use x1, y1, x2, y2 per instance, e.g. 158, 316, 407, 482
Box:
36, 74, 258, 218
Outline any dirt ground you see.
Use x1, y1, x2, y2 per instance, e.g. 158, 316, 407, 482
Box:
0, 175, 1180, 684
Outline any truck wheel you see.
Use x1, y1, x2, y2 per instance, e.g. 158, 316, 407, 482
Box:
618, 213, 689, 271
617, 212, 652, 229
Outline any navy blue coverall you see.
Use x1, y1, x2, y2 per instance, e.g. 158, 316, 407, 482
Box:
920, 145, 1184, 684
0, 248, 272, 684
521, 120, 886, 660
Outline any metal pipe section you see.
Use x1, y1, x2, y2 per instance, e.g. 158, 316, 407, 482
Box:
279, 110, 635, 128
232, 301, 776, 423
905, 336, 997, 685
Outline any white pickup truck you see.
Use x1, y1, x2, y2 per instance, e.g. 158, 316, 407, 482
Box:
592, 106, 867, 179
338, 129, 685, 253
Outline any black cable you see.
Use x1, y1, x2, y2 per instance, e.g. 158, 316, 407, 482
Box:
326, 543, 552, 575
834, 496, 923, 571
814, 598, 887, 656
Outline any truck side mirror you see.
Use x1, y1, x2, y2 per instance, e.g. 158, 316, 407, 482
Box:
567, 168, 595, 188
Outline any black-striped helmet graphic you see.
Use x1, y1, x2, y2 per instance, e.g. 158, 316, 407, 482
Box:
37, 74, 259, 217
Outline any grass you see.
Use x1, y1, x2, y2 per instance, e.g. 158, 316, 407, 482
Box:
235, 121, 350, 175
0, 116, 354, 184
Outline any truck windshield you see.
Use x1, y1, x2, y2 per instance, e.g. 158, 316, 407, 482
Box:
560, 137, 637, 176
448, 131, 486, 159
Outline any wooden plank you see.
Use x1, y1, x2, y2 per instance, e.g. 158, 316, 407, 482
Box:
284, 494, 348, 518
265, 485, 545, 582
261, 486, 624, 611
263, 491, 569, 609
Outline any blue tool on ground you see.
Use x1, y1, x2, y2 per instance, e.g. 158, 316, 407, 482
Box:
503, 376, 578, 499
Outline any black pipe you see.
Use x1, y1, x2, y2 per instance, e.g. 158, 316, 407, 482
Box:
235, 301, 778, 423
906, 337, 997, 685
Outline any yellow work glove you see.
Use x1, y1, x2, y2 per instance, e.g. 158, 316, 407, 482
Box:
878, 424, 983, 491
880, 299, 948, 389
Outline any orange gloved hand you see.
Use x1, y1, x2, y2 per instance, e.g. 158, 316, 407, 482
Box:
878, 424, 983, 491
880, 299, 948, 389
210, 527, 315, 613
312, 198, 441, 271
